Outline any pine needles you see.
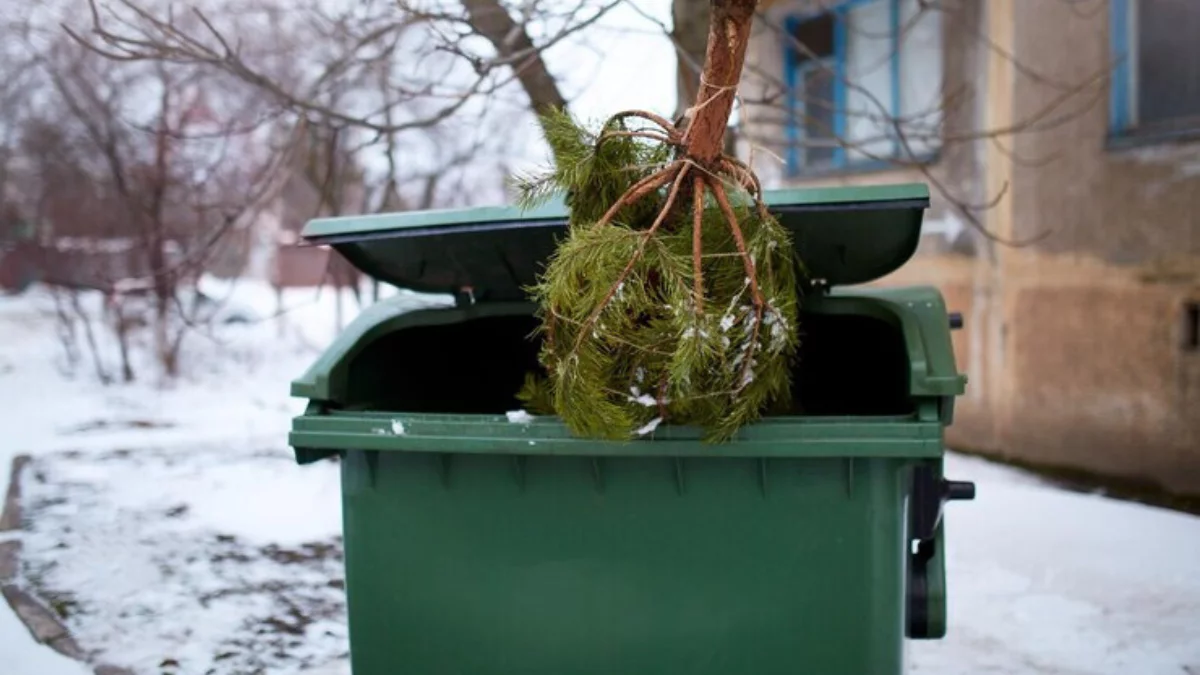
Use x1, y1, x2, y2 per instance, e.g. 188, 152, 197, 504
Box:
516, 109, 802, 442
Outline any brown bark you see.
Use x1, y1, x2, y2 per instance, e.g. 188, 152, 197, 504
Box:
683, 0, 758, 164
691, 178, 705, 311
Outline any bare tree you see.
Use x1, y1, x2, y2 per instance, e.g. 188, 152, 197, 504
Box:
71, 0, 1110, 251
0, 15, 41, 241
69, 0, 618, 147
2, 0, 549, 384
15, 28, 295, 379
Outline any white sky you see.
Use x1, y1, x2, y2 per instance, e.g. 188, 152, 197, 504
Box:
555, 0, 677, 122
349, 0, 680, 204
499, 0, 679, 174
9, 0, 680, 206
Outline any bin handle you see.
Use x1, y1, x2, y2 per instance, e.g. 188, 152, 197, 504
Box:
907, 465, 974, 639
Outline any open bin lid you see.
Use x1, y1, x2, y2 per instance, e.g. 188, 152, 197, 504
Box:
301, 183, 930, 301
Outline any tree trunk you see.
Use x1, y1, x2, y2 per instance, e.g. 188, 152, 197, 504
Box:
674, 0, 740, 157
683, 0, 757, 164
115, 306, 134, 383
461, 0, 570, 135
69, 288, 114, 384
681, 0, 753, 163
149, 234, 178, 377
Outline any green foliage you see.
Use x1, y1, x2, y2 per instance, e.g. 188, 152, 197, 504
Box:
516, 372, 557, 416
520, 110, 803, 442
513, 107, 670, 226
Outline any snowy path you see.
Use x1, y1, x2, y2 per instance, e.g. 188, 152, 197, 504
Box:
0, 284, 353, 674
2, 284, 1199, 674
909, 453, 1200, 674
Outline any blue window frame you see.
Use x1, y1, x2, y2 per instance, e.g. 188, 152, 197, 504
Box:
783, 13, 841, 170
782, 0, 940, 177
1109, 0, 1200, 141
1109, 0, 1132, 133
801, 69, 836, 166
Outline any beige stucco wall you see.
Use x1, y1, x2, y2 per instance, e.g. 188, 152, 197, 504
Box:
1010, 1, 1200, 261
995, 1, 1200, 495
742, 0, 1200, 497
883, 252, 1200, 497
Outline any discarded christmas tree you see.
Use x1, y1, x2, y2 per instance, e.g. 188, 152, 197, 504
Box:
516, 0, 802, 442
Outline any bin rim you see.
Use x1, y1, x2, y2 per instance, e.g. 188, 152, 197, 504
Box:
299, 183, 930, 298
290, 409, 946, 458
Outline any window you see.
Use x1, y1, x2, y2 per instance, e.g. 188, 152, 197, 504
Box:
789, 14, 838, 168
1110, 0, 1200, 139
1184, 301, 1199, 352
783, 0, 942, 176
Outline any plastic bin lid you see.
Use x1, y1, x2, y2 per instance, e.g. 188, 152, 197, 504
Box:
300, 182, 929, 300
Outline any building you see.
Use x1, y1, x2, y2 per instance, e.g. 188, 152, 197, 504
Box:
741, 0, 1200, 497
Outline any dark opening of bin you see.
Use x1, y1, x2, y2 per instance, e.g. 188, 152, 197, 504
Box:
792, 312, 911, 416
346, 314, 542, 414
340, 309, 913, 418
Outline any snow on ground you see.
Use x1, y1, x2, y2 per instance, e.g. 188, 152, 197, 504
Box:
0, 280, 446, 674
909, 453, 1200, 674
2, 279, 1199, 674
20, 446, 348, 674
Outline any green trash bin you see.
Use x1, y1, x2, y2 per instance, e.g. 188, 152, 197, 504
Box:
289, 182, 974, 675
